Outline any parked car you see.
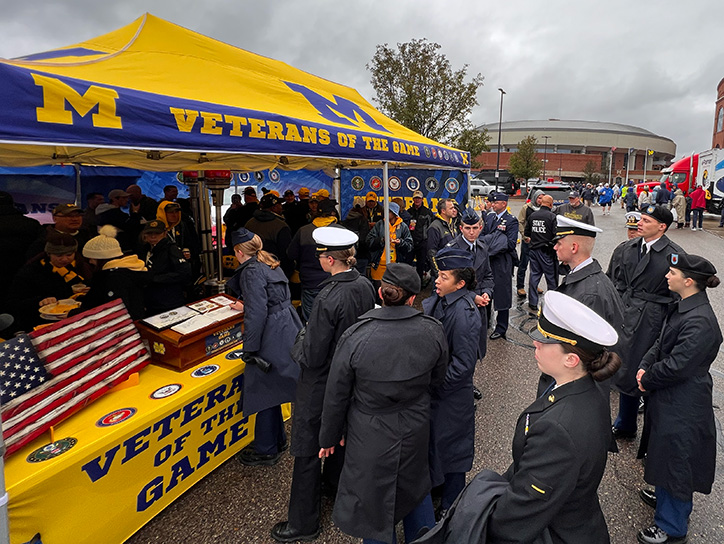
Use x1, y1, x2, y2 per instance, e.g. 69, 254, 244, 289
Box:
526, 182, 573, 206
470, 177, 495, 196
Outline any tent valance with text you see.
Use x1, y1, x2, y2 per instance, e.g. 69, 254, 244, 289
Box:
0, 14, 469, 172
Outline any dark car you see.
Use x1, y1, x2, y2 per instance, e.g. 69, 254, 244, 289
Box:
525, 182, 573, 206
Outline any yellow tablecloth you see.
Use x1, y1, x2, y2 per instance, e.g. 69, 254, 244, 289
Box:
5, 350, 261, 544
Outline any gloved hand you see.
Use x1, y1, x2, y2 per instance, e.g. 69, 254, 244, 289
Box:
242, 351, 272, 373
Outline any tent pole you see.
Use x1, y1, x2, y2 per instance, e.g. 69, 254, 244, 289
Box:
73, 163, 82, 207
0, 413, 10, 544
382, 163, 391, 265
466, 168, 472, 206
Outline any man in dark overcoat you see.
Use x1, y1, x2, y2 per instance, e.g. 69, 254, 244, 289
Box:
545, 216, 624, 432
426, 198, 458, 278
272, 227, 376, 543
446, 208, 494, 358
608, 205, 682, 440
481, 192, 519, 340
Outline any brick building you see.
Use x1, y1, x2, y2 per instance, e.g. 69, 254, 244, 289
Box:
712, 78, 724, 149
475, 119, 676, 185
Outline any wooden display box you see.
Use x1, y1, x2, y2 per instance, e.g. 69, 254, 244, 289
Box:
135, 295, 244, 371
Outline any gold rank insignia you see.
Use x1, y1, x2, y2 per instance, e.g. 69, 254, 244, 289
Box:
548, 394, 555, 403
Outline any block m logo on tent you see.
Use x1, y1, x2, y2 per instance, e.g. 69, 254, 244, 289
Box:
32, 73, 123, 129
285, 82, 390, 134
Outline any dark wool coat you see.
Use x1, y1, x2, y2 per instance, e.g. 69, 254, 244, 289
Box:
320, 305, 448, 543
423, 288, 481, 486
446, 234, 495, 357
291, 269, 376, 457
426, 217, 456, 274
137, 237, 192, 315
487, 375, 611, 544
640, 290, 722, 500
607, 235, 682, 395
81, 265, 149, 321
227, 257, 301, 415
481, 210, 519, 311
287, 222, 331, 290
244, 209, 293, 276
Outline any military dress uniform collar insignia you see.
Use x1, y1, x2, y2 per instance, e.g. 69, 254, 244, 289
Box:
525, 375, 597, 413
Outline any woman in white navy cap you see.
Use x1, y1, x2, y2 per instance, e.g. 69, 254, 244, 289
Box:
272, 226, 376, 543
319, 263, 448, 544
487, 291, 621, 544
635, 253, 722, 544
227, 227, 301, 466
423, 247, 482, 517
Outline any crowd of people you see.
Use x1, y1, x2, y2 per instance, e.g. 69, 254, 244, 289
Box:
219, 184, 720, 544
1, 181, 720, 544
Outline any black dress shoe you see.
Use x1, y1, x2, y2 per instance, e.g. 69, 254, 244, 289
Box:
237, 447, 282, 466
270, 521, 321, 542
473, 386, 483, 400
489, 331, 506, 340
611, 426, 636, 440
639, 488, 657, 509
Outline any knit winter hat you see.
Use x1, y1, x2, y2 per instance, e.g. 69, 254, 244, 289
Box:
83, 225, 123, 259
44, 231, 78, 255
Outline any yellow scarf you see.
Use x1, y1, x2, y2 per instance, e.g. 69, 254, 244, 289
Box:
371, 217, 403, 280
42, 258, 83, 283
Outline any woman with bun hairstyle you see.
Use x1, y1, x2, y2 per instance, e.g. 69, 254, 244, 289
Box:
228, 228, 301, 467
635, 253, 722, 544
319, 263, 448, 544
487, 290, 621, 544
80, 225, 149, 320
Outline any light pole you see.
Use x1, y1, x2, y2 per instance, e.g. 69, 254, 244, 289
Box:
542, 136, 550, 181
495, 88, 506, 191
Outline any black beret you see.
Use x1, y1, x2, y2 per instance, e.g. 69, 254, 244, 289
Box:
382, 263, 421, 294
641, 204, 673, 227
670, 253, 717, 276
435, 247, 474, 270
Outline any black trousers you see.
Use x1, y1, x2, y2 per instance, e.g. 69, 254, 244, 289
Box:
288, 447, 345, 532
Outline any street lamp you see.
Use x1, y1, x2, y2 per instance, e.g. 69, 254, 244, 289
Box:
542, 135, 550, 181
495, 88, 506, 191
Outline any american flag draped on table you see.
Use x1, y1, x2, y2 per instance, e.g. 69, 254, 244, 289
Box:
0, 299, 150, 456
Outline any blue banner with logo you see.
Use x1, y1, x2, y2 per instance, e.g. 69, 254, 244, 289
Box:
340, 169, 468, 219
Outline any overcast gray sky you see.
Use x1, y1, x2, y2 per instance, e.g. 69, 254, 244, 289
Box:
1, 0, 722, 160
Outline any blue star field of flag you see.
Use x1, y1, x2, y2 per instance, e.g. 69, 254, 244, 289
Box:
0, 334, 49, 406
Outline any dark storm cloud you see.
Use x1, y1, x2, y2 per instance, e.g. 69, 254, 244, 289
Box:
0, 0, 721, 156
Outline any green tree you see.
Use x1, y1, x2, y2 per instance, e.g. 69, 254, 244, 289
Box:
451, 127, 490, 169
582, 160, 601, 185
508, 136, 542, 181
367, 39, 484, 144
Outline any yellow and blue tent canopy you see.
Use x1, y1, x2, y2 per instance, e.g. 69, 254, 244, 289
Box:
0, 13, 469, 172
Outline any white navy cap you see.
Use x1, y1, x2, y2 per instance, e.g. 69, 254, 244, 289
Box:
554, 215, 602, 240
530, 291, 618, 354
625, 211, 641, 229
313, 225, 358, 254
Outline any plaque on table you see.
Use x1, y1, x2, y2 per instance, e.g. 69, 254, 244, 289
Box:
135, 294, 244, 371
